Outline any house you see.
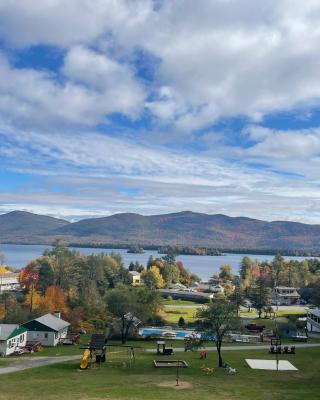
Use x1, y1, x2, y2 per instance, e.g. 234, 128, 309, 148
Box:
0, 270, 20, 292
0, 324, 27, 356
307, 308, 320, 333
170, 283, 188, 291
128, 271, 141, 285
158, 288, 213, 303
271, 286, 300, 305
22, 313, 70, 347
211, 284, 225, 294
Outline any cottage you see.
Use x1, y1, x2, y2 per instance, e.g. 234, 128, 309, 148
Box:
22, 313, 70, 347
128, 271, 141, 286
272, 286, 300, 305
0, 271, 20, 292
0, 324, 27, 356
307, 308, 320, 333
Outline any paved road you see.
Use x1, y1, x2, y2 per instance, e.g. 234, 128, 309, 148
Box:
0, 355, 81, 375
146, 343, 320, 353
164, 305, 309, 312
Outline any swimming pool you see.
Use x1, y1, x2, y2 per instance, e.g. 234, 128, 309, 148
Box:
139, 327, 200, 339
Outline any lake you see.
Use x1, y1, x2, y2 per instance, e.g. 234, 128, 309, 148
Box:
0, 243, 315, 280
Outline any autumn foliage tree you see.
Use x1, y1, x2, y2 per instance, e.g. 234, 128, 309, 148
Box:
19, 261, 39, 312
39, 285, 69, 314
142, 266, 164, 289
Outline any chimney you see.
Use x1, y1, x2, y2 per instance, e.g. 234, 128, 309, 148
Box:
53, 311, 61, 319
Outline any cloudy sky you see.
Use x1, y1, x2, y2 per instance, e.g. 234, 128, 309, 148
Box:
0, 0, 320, 223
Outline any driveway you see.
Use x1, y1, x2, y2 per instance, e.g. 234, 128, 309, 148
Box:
0, 355, 81, 375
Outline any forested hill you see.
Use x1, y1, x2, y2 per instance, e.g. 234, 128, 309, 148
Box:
1, 210, 320, 251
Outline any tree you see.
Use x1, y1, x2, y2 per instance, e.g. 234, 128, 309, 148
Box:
311, 281, 320, 307
38, 257, 55, 294
162, 247, 177, 265
106, 285, 161, 343
142, 266, 164, 289
176, 262, 191, 286
229, 285, 244, 316
239, 256, 252, 280
271, 254, 285, 286
19, 261, 39, 312
162, 264, 180, 287
197, 299, 240, 367
24, 290, 43, 311
249, 274, 272, 318
178, 316, 185, 327
39, 285, 69, 314
219, 264, 233, 281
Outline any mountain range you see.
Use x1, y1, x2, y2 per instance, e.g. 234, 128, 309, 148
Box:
0, 210, 320, 252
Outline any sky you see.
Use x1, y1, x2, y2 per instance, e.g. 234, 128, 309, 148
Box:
0, 0, 320, 223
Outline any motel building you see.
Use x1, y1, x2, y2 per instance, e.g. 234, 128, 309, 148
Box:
0, 324, 27, 356
307, 308, 320, 333
0, 270, 20, 292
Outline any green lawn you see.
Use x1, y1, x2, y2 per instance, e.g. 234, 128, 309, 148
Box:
162, 299, 201, 306
0, 347, 319, 399
163, 306, 198, 323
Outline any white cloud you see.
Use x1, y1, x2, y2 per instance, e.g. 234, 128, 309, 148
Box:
0, 0, 152, 47
2, 1, 320, 129
0, 49, 145, 128
0, 125, 320, 223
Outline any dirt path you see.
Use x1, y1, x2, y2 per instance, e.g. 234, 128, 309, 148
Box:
0, 355, 81, 375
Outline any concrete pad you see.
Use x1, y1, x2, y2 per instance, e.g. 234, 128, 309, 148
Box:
246, 359, 298, 371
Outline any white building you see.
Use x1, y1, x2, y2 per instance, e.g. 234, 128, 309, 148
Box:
211, 284, 225, 294
307, 308, 320, 333
128, 271, 141, 285
0, 271, 20, 292
0, 324, 27, 356
22, 313, 70, 347
272, 286, 300, 305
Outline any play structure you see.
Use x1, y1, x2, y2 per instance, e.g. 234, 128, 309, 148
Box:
106, 344, 143, 368
184, 333, 203, 352
80, 334, 107, 369
153, 360, 188, 387
156, 341, 173, 355
80, 333, 144, 370
153, 360, 188, 368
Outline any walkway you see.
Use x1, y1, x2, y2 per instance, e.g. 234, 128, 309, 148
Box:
146, 342, 320, 353
0, 355, 81, 375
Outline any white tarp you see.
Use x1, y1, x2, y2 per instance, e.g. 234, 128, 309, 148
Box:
246, 359, 298, 371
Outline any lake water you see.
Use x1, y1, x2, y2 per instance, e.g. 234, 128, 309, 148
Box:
0, 243, 315, 280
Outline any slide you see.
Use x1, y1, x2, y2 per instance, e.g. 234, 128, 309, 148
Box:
80, 349, 91, 369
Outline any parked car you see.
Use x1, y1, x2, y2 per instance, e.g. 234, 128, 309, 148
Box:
245, 323, 265, 332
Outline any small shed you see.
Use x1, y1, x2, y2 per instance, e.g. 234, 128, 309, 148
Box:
22, 313, 70, 347
0, 324, 27, 356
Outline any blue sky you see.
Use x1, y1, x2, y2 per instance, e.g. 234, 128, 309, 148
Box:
0, 0, 320, 223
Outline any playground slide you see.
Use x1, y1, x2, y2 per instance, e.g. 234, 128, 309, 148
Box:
80, 349, 91, 369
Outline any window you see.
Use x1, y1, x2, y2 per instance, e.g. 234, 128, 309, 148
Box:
20, 334, 24, 343
44, 333, 48, 339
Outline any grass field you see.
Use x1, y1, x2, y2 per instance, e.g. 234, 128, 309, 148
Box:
0, 345, 319, 400
163, 306, 198, 323
162, 299, 201, 306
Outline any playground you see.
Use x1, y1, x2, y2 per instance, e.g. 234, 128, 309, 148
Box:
0, 336, 319, 400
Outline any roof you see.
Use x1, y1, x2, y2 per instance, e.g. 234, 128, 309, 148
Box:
0, 324, 27, 340
129, 271, 140, 276
34, 314, 70, 331
309, 308, 320, 318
